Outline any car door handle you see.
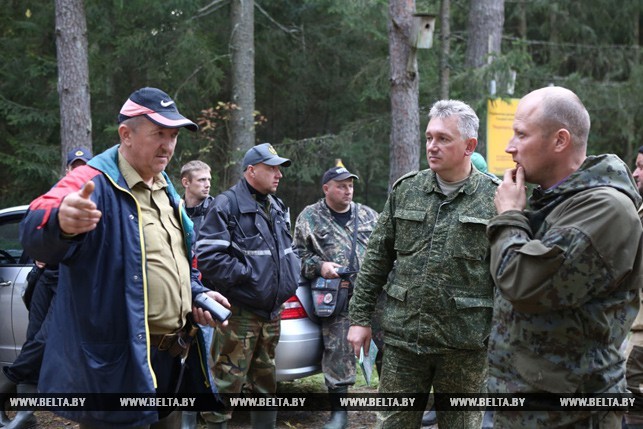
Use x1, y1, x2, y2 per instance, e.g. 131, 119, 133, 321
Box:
0, 280, 12, 287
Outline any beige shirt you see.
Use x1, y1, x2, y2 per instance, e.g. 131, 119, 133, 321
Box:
119, 152, 191, 334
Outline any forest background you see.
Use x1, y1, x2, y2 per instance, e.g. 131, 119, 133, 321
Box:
1, 0, 641, 216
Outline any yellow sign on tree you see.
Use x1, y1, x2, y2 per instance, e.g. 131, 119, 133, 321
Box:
486, 98, 519, 176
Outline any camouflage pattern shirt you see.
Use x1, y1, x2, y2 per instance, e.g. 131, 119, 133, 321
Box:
294, 200, 379, 279
349, 168, 500, 354
487, 154, 643, 396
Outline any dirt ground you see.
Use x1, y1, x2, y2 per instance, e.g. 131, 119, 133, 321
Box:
16, 409, 442, 429
23, 409, 379, 429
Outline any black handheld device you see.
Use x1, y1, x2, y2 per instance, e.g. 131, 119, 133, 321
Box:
194, 293, 232, 322
336, 267, 358, 277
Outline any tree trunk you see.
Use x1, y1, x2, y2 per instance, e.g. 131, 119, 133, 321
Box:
626, 1, 640, 164
388, 0, 420, 189
633, 0, 639, 67
517, 0, 527, 39
55, 0, 92, 175
464, 0, 504, 69
228, 0, 255, 188
439, 0, 451, 100
548, 2, 559, 70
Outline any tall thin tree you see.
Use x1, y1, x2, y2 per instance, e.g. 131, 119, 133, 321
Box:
439, 0, 451, 99
55, 0, 92, 175
464, 0, 504, 155
228, 0, 255, 187
465, 0, 504, 69
388, 0, 420, 189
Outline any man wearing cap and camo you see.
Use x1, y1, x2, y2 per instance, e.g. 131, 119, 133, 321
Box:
0, 147, 92, 429
19, 87, 229, 428
294, 164, 378, 429
196, 143, 300, 429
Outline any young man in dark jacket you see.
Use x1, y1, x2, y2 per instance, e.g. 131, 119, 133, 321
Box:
181, 160, 214, 236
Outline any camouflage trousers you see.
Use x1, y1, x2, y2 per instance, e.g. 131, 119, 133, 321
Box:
321, 307, 356, 390
376, 344, 487, 429
201, 306, 280, 424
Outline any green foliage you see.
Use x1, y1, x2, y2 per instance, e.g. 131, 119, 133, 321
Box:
0, 2, 61, 206
167, 101, 270, 193
0, 0, 641, 210
278, 111, 390, 216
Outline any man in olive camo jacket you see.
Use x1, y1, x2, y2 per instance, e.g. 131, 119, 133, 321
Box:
488, 86, 643, 427
294, 164, 379, 429
348, 99, 500, 429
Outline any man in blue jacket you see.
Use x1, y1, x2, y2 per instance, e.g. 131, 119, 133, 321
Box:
19, 87, 229, 429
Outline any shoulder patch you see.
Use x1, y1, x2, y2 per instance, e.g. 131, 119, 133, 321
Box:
392, 170, 419, 189
473, 168, 501, 186
488, 173, 502, 185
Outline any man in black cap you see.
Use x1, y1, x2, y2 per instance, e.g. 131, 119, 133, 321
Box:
20, 87, 229, 428
196, 143, 301, 429
294, 163, 379, 429
66, 146, 92, 171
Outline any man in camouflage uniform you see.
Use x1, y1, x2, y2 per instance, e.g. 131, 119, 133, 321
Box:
626, 146, 643, 429
196, 143, 300, 429
488, 86, 643, 427
294, 164, 379, 429
348, 100, 500, 429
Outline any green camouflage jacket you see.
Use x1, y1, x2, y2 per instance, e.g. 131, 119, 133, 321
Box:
294, 200, 379, 279
349, 167, 500, 353
487, 154, 643, 395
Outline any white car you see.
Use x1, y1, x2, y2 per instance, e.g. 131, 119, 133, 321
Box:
0, 205, 321, 382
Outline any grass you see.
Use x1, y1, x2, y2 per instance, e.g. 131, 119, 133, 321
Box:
277, 360, 379, 394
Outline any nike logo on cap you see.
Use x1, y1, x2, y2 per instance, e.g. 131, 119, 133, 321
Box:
160, 100, 174, 107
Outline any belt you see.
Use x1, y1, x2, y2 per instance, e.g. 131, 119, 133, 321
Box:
149, 330, 191, 358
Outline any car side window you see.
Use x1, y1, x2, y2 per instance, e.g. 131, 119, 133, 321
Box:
0, 214, 24, 265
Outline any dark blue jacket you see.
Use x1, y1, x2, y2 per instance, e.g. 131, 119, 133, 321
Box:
195, 179, 300, 320
19, 145, 214, 426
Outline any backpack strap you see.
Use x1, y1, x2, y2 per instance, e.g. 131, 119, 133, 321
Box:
222, 189, 239, 232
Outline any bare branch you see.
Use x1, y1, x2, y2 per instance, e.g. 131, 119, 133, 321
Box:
191, 0, 230, 20
254, 2, 299, 35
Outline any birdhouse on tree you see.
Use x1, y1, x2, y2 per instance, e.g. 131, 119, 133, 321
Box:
410, 13, 436, 49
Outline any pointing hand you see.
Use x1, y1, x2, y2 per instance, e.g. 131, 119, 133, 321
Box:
58, 180, 102, 235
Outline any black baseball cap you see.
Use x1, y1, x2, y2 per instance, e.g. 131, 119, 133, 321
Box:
322, 166, 359, 185
242, 143, 291, 170
66, 147, 92, 166
117, 87, 198, 132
